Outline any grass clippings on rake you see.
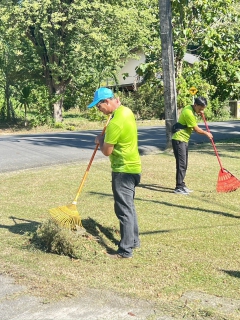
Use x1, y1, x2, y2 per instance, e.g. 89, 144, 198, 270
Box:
0, 139, 240, 319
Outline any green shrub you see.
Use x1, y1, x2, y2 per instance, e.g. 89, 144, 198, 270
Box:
86, 107, 106, 122
118, 84, 164, 120
54, 122, 64, 129
66, 125, 75, 131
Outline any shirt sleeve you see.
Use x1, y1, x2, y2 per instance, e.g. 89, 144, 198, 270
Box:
104, 122, 122, 145
184, 109, 197, 127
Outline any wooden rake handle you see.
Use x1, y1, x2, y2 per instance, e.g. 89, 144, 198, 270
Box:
72, 114, 112, 204
200, 112, 224, 172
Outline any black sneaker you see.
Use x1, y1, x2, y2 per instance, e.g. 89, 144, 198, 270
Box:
174, 187, 189, 195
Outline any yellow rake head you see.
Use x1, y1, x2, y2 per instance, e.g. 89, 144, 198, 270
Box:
49, 203, 84, 231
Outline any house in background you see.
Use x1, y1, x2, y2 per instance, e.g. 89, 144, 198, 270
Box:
106, 50, 200, 91
116, 50, 146, 91
183, 52, 200, 65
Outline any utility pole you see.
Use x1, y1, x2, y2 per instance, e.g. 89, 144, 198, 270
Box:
159, 0, 178, 149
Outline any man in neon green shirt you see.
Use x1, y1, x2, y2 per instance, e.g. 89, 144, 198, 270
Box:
88, 87, 141, 258
172, 97, 213, 195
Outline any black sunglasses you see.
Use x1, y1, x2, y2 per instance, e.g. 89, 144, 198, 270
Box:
96, 100, 105, 109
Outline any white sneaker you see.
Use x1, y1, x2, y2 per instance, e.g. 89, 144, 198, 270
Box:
183, 187, 193, 193
174, 188, 189, 195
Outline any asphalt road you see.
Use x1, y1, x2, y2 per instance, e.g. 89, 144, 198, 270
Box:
1, 120, 240, 173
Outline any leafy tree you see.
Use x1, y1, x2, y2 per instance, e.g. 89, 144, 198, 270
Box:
0, 2, 44, 122
17, 86, 32, 126
4, 0, 155, 123
172, 0, 239, 104
139, 0, 239, 110
198, 3, 240, 101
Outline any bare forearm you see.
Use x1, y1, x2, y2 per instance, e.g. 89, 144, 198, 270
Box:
95, 135, 114, 156
194, 126, 213, 139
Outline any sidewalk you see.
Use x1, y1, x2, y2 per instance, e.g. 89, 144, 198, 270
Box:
1, 274, 240, 320
0, 274, 174, 320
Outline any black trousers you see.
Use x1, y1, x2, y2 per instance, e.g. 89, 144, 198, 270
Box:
172, 139, 188, 189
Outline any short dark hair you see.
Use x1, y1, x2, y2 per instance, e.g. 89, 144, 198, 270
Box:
194, 96, 207, 107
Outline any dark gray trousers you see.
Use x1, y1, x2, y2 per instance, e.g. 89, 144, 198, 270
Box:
172, 139, 188, 189
112, 172, 141, 257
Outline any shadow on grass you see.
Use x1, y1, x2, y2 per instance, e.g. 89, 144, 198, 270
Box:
87, 190, 240, 220
162, 201, 240, 219
0, 216, 40, 235
221, 270, 240, 279
0, 120, 35, 132
189, 137, 240, 163
140, 223, 240, 236
82, 217, 119, 253
138, 183, 173, 192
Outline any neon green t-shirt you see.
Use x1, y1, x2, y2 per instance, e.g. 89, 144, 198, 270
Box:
172, 105, 197, 142
104, 105, 141, 173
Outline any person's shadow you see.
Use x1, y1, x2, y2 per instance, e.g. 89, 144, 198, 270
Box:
221, 270, 240, 279
138, 183, 174, 193
0, 216, 40, 235
82, 217, 119, 253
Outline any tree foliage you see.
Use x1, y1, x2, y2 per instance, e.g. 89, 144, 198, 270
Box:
172, 0, 240, 101
139, 0, 239, 112
1, 0, 155, 122
0, 0, 239, 125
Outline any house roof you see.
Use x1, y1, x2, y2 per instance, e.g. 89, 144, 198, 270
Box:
183, 53, 200, 64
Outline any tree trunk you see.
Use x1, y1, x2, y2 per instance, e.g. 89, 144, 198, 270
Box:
10, 100, 16, 123
26, 28, 68, 123
49, 83, 65, 123
159, 0, 178, 149
53, 93, 63, 123
5, 82, 11, 122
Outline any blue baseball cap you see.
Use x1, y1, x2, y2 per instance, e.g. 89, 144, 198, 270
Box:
87, 87, 114, 108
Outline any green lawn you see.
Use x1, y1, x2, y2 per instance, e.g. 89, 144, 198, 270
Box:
0, 138, 240, 319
